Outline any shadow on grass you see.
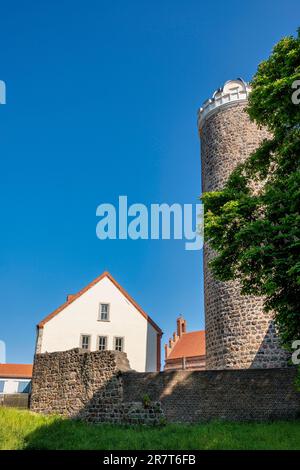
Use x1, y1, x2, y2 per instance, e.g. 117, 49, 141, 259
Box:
23, 417, 185, 451
23, 414, 300, 451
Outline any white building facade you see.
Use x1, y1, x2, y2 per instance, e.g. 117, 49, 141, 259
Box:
0, 364, 32, 394
36, 272, 162, 372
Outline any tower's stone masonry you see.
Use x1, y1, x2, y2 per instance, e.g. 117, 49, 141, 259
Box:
199, 80, 290, 370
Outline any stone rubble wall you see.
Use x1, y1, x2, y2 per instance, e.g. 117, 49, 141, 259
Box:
200, 102, 290, 369
30, 348, 164, 425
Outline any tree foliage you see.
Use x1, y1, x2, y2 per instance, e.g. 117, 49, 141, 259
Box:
201, 30, 300, 348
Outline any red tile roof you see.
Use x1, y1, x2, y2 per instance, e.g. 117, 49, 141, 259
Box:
167, 331, 206, 359
37, 271, 162, 334
0, 364, 33, 379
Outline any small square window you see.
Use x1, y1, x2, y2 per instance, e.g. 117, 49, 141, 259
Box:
114, 337, 124, 352
98, 336, 107, 351
99, 303, 110, 321
81, 335, 91, 350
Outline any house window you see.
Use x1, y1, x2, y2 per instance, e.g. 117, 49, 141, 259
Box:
0, 380, 5, 393
17, 381, 31, 393
80, 335, 91, 350
114, 337, 124, 352
98, 336, 107, 351
99, 303, 110, 321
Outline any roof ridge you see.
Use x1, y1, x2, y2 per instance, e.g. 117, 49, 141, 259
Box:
37, 271, 162, 334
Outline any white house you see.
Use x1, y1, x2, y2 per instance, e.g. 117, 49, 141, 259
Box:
35, 271, 162, 372
0, 364, 32, 394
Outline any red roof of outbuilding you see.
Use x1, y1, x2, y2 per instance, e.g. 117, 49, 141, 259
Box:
0, 364, 33, 379
168, 331, 206, 359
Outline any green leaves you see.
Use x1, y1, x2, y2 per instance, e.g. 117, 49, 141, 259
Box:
248, 31, 300, 134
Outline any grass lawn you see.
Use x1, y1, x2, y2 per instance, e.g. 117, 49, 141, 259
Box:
0, 407, 299, 450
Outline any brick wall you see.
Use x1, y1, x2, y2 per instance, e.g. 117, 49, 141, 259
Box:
0, 393, 29, 409
164, 355, 206, 371
122, 368, 300, 422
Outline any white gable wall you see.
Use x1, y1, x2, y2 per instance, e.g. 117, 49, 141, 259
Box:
39, 277, 158, 372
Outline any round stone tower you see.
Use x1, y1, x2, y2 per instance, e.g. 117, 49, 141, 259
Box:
198, 79, 289, 370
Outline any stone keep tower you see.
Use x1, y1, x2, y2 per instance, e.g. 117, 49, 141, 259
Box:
198, 78, 289, 370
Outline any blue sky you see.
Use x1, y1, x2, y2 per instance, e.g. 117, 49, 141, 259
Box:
0, 1, 299, 364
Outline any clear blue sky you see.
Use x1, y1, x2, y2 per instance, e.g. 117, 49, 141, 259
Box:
0, 1, 299, 364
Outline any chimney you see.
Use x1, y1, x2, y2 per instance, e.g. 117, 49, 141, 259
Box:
177, 316, 186, 337
66, 294, 75, 302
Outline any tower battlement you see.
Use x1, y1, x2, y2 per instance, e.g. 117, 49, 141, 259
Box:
198, 78, 251, 130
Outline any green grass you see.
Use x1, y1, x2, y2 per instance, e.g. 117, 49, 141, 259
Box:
0, 407, 299, 450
